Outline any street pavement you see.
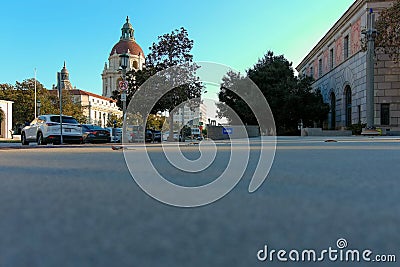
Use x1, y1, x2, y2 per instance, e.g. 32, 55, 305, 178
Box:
0, 137, 399, 267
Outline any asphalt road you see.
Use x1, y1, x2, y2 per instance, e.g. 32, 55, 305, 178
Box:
0, 137, 399, 267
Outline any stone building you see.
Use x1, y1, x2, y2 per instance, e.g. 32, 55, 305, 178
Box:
53, 63, 122, 127
0, 99, 13, 138
102, 17, 145, 98
296, 0, 400, 134
173, 102, 208, 128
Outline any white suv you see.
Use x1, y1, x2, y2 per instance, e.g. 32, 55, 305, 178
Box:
21, 115, 83, 145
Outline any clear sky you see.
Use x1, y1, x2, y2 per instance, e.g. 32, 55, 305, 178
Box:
0, 0, 355, 98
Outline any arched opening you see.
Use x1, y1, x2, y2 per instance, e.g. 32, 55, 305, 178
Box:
344, 85, 352, 127
132, 60, 139, 69
330, 92, 336, 129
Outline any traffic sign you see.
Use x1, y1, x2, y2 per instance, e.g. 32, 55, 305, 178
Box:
119, 80, 128, 91
223, 127, 233, 135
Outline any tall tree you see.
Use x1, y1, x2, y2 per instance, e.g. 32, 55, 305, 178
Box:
375, 0, 400, 62
217, 71, 257, 125
106, 114, 123, 128
218, 51, 329, 135
113, 27, 202, 137
0, 79, 85, 127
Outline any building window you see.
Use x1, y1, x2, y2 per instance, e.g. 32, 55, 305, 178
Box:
310, 66, 313, 79
330, 49, 334, 69
344, 35, 349, 59
345, 86, 352, 127
94, 111, 97, 119
381, 103, 390, 125
318, 58, 323, 77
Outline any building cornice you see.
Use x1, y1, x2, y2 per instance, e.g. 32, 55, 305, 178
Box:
296, 0, 393, 71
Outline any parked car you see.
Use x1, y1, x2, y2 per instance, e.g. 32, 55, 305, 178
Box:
105, 127, 122, 142
21, 115, 83, 145
126, 125, 144, 143
145, 129, 154, 142
153, 130, 161, 142
82, 124, 111, 143
162, 131, 179, 141
144, 129, 162, 143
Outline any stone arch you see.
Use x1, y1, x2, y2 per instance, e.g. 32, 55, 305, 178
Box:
344, 85, 352, 127
336, 67, 355, 128
132, 60, 139, 69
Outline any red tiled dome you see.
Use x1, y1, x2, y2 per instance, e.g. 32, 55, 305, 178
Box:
110, 40, 144, 57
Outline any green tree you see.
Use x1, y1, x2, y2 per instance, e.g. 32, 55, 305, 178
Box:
106, 114, 123, 128
112, 27, 202, 137
218, 51, 329, 135
146, 114, 166, 130
217, 70, 257, 125
0, 79, 85, 126
376, 0, 400, 62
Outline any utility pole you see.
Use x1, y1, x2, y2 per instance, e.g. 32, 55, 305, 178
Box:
57, 72, 63, 144
34, 68, 37, 118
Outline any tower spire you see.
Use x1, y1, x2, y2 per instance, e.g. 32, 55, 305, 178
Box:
121, 16, 134, 40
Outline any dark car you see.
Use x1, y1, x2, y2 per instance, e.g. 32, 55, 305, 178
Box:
82, 124, 111, 143
153, 130, 161, 142
145, 129, 154, 142
145, 129, 162, 143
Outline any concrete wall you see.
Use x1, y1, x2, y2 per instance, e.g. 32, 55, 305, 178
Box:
374, 50, 400, 130
207, 125, 260, 140
313, 52, 367, 128
302, 128, 352, 136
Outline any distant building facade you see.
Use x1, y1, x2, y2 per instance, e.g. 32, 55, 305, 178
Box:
102, 17, 145, 98
173, 103, 207, 128
0, 99, 13, 138
296, 0, 400, 134
54, 63, 122, 127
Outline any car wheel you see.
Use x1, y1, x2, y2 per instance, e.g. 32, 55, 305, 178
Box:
21, 132, 29, 145
37, 132, 46, 145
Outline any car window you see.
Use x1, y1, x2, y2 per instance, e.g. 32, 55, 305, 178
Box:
92, 126, 105, 130
50, 116, 78, 124
82, 125, 94, 130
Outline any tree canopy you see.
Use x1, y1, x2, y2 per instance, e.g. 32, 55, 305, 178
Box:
112, 27, 202, 115
0, 79, 84, 128
218, 51, 329, 135
376, 0, 400, 62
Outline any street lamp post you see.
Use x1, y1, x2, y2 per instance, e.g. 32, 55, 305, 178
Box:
362, 8, 378, 130
119, 53, 129, 119
37, 99, 41, 116
34, 68, 37, 118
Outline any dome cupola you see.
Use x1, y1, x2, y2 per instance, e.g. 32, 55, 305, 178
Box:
121, 16, 134, 40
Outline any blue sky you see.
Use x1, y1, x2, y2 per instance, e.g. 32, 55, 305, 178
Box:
0, 0, 355, 98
